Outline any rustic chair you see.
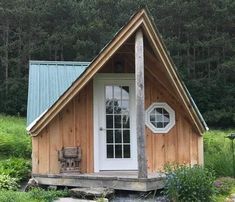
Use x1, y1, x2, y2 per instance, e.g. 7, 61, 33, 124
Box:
58, 147, 81, 173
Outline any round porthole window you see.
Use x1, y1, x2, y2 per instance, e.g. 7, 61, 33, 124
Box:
145, 102, 175, 133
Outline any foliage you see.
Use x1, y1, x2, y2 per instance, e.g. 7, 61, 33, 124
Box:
204, 129, 234, 177
0, 188, 69, 202
204, 108, 235, 129
214, 177, 235, 195
0, 158, 31, 181
0, 115, 31, 158
0, 0, 234, 127
26, 188, 70, 202
0, 174, 19, 191
163, 165, 215, 202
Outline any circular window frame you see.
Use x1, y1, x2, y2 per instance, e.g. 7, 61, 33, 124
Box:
145, 102, 175, 133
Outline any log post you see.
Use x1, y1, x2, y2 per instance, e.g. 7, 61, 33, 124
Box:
135, 29, 148, 178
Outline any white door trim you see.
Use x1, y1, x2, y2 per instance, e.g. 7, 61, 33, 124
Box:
93, 73, 136, 172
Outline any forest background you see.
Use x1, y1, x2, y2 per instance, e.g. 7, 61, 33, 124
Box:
0, 0, 234, 128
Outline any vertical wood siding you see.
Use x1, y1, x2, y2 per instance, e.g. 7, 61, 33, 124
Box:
31, 49, 202, 174
32, 81, 93, 174
145, 70, 202, 172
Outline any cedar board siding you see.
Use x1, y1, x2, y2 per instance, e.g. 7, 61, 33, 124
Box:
145, 71, 202, 172
32, 60, 203, 174
32, 81, 94, 174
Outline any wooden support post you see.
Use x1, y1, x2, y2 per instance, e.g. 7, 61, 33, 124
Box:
135, 29, 148, 178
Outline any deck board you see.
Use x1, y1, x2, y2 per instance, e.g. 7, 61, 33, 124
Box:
33, 171, 166, 191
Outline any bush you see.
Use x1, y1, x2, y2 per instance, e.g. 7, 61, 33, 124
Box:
0, 174, 19, 191
0, 158, 31, 181
214, 177, 235, 195
204, 129, 234, 177
164, 165, 215, 202
0, 188, 69, 202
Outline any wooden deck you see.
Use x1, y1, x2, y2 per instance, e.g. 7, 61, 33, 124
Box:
32, 171, 166, 191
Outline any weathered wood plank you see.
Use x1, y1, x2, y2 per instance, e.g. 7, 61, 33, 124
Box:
32, 137, 39, 173
165, 126, 177, 164
190, 130, 198, 165
198, 136, 204, 165
32, 171, 166, 192
62, 101, 75, 147
38, 128, 49, 173
49, 116, 61, 173
135, 29, 148, 178
176, 115, 187, 164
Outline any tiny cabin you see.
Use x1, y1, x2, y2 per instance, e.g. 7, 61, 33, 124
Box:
27, 9, 208, 191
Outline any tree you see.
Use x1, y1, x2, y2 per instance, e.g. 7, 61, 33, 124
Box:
0, 0, 234, 127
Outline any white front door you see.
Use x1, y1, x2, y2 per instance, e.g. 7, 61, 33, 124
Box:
94, 74, 137, 171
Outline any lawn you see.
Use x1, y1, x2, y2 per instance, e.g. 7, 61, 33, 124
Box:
204, 129, 235, 177
0, 115, 31, 159
0, 115, 234, 201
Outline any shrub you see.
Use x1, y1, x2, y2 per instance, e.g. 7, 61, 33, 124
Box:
164, 165, 215, 202
214, 177, 235, 195
0, 158, 31, 181
0, 174, 19, 191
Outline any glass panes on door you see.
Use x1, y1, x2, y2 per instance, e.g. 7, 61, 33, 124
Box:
105, 85, 131, 158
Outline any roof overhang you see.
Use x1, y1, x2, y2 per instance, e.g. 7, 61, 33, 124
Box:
28, 8, 208, 136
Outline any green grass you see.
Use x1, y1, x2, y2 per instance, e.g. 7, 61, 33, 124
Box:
213, 185, 235, 201
204, 129, 235, 177
0, 188, 69, 202
204, 129, 235, 201
0, 115, 31, 183
0, 115, 27, 136
0, 115, 31, 159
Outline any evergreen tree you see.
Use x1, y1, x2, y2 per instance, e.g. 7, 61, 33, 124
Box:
0, 0, 234, 127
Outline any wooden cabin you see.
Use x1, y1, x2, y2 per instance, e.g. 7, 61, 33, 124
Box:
27, 9, 208, 191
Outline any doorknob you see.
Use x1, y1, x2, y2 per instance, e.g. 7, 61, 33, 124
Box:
99, 127, 106, 131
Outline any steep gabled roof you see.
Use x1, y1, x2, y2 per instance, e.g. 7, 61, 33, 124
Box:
27, 61, 89, 128
27, 8, 208, 136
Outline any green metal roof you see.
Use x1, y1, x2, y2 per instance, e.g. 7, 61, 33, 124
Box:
27, 60, 90, 127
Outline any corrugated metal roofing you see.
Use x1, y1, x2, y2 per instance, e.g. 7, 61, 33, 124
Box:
27, 60, 90, 126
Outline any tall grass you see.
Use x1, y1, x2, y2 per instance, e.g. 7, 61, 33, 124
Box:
0, 115, 31, 159
0, 188, 69, 202
204, 129, 235, 177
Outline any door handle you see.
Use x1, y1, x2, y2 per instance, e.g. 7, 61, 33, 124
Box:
99, 127, 106, 131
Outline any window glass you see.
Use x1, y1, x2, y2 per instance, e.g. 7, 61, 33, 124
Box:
150, 107, 170, 129
105, 85, 131, 158
146, 102, 175, 133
